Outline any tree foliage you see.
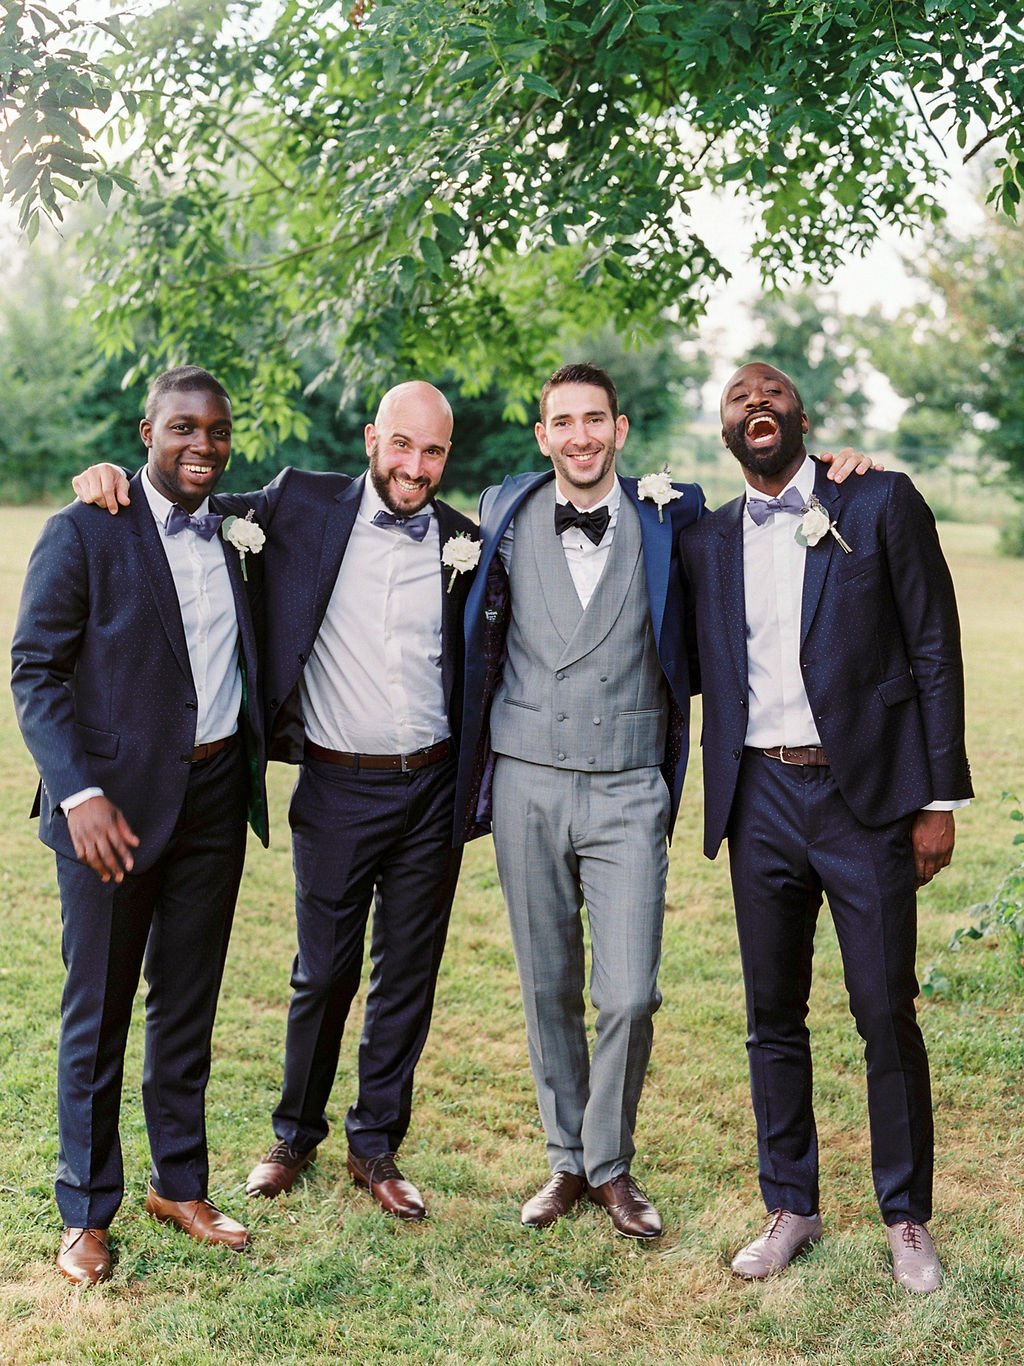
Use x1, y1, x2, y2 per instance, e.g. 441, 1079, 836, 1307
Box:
864, 208, 1024, 481
0, 1, 133, 238
35, 0, 1024, 457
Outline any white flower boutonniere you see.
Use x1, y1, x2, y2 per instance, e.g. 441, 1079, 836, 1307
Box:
796, 493, 852, 553
636, 466, 683, 523
222, 509, 266, 580
441, 531, 481, 593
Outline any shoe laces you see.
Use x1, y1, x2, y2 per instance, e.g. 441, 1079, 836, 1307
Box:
266, 1140, 308, 1165
363, 1153, 403, 1186
763, 1209, 795, 1240
897, 1220, 924, 1251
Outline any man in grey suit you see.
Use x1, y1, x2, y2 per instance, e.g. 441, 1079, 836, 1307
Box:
456, 363, 703, 1238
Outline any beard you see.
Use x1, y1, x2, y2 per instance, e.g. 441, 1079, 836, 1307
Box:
723, 407, 805, 478
368, 440, 437, 515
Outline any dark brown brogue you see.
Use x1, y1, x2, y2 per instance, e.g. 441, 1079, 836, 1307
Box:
346, 1150, 427, 1221
246, 1140, 318, 1198
56, 1227, 111, 1285
587, 1173, 662, 1239
520, 1172, 587, 1229
145, 1186, 249, 1250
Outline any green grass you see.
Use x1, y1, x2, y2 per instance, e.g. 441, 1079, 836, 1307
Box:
1, 507, 1022, 1364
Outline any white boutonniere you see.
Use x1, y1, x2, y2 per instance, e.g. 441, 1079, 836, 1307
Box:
796, 493, 852, 553
636, 466, 683, 522
221, 509, 266, 580
441, 531, 481, 593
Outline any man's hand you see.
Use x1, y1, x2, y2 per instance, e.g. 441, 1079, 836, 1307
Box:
67, 796, 141, 882
817, 448, 885, 483
72, 464, 131, 513
911, 809, 955, 887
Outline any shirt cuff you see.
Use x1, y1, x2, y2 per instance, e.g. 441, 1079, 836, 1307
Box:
921, 799, 971, 812
60, 787, 104, 815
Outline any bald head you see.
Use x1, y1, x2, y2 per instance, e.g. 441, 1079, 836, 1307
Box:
720, 360, 809, 492
365, 380, 454, 516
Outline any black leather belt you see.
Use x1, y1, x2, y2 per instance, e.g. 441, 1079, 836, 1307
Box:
761, 745, 829, 767
191, 735, 237, 763
304, 738, 451, 772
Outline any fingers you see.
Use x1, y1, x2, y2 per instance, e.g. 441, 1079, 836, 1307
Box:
819, 448, 883, 483
67, 797, 141, 883
911, 810, 955, 887
72, 465, 131, 514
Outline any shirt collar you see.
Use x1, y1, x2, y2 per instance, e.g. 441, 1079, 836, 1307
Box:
553, 477, 621, 518
743, 454, 814, 507
141, 468, 211, 527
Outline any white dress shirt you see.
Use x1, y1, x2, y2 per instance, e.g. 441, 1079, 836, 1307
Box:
300, 477, 448, 753
499, 478, 621, 610
741, 455, 965, 811
62, 470, 241, 810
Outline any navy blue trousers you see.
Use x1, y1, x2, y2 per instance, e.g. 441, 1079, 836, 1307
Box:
727, 750, 933, 1225
54, 743, 247, 1228
274, 755, 462, 1157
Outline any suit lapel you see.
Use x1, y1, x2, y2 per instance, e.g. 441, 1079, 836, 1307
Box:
211, 496, 255, 678
623, 477, 671, 648
435, 499, 471, 715
716, 496, 749, 699
313, 473, 363, 630
131, 472, 194, 685
800, 463, 840, 647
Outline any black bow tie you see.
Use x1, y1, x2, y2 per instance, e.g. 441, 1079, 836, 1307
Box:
554, 502, 611, 545
746, 487, 805, 526
165, 505, 223, 540
371, 509, 431, 541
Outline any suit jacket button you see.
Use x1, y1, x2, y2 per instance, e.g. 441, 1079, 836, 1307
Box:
593, 716, 601, 725
739, 699, 747, 709
557, 713, 566, 721
557, 752, 566, 761
556, 672, 566, 680
732, 749, 741, 759
587, 756, 595, 764
270, 698, 279, 710
185, 700, 197, 710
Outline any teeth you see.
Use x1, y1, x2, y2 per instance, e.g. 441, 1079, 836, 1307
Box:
183, 464, 212, 474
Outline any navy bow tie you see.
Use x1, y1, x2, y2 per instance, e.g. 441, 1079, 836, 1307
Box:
746, 487, 806, 526
371, 509, 431, 542
554, 502, 611, 545
165, 504, 223, 540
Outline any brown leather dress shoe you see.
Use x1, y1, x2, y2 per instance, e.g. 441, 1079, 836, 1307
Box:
57, 1227, 111, 1285
520, 1172, 587, 1228
346, 1151, 426, 1220
587, 1173, 662, 1239
246, 1140, 318, 1198
145, 1185, 249, 1250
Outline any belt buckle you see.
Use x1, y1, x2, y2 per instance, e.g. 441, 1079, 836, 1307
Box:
778, 747, 797, 766
400, 752, 413, 773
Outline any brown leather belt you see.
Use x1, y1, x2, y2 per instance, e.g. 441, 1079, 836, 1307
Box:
303, 738, 451, 773
761, 745, 829, 767
191, 734, 237, 763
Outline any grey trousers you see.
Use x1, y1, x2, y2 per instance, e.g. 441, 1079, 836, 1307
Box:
491, 756, 669, 1186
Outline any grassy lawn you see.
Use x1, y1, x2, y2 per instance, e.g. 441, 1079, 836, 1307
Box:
1, 505, 1021, 1365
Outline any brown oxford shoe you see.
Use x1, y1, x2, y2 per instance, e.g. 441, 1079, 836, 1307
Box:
246, 1140, 318, 1198
520, 1172, 587, 1229
57, 1227, 111, 1285
587, 1173, 662, 1239
346, 1150, 427, 1221
145, 1185, 249, 1251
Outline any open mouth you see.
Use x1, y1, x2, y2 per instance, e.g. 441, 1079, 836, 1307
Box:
745, 413, 779, 447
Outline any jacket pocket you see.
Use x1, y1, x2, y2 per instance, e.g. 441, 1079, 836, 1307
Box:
837, 549, 882, 583
75, 723, 119, 759
875, 672, 918, 707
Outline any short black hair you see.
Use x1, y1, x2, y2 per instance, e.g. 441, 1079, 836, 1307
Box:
539, 362, 618, 423
145, 366, 230, 420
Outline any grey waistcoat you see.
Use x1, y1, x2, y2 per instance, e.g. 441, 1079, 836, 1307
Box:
490, 482, 668, 772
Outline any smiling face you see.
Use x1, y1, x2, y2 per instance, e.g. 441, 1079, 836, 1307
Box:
365, 381, 453, 516
535, 382, 628, 508
140, 388, 233, 512
720, 362, 808, 492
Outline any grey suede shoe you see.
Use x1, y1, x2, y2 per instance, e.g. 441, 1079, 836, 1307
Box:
886, 1220, 943, 1294
731, 1209, 823, 1279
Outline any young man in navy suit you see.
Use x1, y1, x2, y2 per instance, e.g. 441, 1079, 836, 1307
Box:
12, 367, 268, 1284
679, 361, 971, 1292
73, 383, 478, 1223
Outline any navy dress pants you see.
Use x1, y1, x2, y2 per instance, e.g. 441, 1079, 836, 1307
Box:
274, 755, 462, 1158
54, 743, 248, 1229
726, 750, 933, 1225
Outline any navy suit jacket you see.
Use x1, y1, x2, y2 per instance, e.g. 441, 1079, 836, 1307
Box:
11, 470, 268, 869
216, 468, 478, 760
454, 469, 705, 843
679, 459, 973, 859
